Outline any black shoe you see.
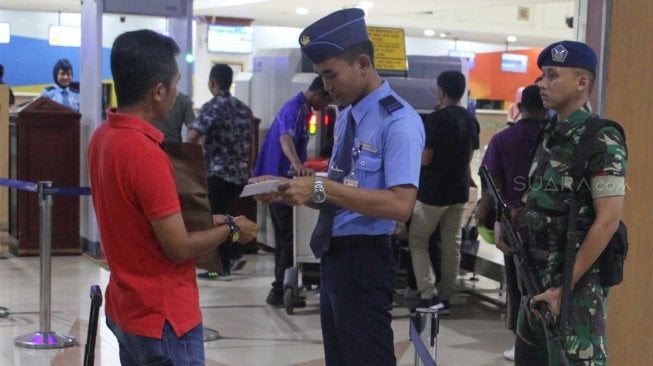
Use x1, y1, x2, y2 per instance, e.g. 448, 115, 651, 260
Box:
231, 257, 247, 271
266, 290, 284, 307
197, 271, 218, 280
265, 289, 307, 308
410, 295, 445, 313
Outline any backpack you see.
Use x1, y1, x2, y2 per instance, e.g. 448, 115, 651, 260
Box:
571, 116, 628, 287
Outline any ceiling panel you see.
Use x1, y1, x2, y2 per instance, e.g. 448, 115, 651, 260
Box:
0, 0, 576, 46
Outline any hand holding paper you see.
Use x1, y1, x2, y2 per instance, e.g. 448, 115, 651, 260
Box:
242, 176, 291, 203
239, 179, 283, 197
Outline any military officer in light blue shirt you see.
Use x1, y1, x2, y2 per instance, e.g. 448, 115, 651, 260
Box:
262, 8, 425, 366
41, 58, 80, 111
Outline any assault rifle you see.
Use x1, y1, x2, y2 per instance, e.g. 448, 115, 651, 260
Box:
479, 165, 568, 365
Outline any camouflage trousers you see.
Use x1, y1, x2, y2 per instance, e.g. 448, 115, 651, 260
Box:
516, 271, 608, 366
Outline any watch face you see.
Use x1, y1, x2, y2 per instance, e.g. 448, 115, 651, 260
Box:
312, 190, 326, 203
312, 177, 326, 203
232, 231, 241, 242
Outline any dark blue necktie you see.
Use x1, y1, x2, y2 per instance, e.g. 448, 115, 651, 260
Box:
330, 110, 356, 181
61, 89, 72, 108
310, 111, 355, 258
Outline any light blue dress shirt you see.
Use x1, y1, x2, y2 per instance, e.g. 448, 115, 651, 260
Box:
41, 85, 80, 112
330, 81, 425, 236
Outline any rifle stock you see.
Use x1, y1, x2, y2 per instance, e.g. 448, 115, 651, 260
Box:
479, 165, 568, 365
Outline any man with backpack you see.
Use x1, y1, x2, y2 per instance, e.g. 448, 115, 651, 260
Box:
517, 40, 628, 365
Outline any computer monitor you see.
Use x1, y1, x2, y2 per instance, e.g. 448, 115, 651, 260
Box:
207, 24, 254, 54
501, 53, 528, 73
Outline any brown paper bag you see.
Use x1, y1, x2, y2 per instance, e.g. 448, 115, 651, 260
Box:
162, 142, 223, 274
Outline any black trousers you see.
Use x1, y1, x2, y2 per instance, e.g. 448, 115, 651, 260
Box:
504, 254, 522, 332
207, 176, 244, 274
320, 235, 396, 366
268, 203, 294, 293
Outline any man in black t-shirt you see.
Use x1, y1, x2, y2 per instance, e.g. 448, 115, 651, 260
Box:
408, 70, 480, 314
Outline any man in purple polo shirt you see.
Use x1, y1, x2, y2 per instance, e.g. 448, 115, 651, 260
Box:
476, 84, 546, 361
253, 76, 331, 307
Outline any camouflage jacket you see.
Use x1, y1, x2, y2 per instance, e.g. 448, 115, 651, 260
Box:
524, 108, 627, 287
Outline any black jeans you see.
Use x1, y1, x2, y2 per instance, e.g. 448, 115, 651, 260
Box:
207, 176, 244, 274
269, 203, 294, 293
504, 254, 522, 332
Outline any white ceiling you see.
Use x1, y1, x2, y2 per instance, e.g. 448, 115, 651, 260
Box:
1, 0, 577, 47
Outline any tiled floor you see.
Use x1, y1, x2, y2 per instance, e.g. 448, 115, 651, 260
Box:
0, 248, 515, 366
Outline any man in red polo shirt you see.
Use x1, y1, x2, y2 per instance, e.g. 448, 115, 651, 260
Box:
88, 29, 257, 365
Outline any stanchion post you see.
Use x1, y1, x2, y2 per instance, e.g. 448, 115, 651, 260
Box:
14, 181, 76, 349
412, 307, 439, 366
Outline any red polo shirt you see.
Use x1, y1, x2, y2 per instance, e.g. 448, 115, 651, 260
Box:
88, 109, 201, 338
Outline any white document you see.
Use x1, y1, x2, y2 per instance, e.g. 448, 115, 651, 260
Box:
239, 180, 282, 197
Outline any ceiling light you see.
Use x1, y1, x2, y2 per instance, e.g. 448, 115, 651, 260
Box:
506, 35, 517, 42
296, 7, 309, 15
439, 32, 448, 38
424, 29, 435, 37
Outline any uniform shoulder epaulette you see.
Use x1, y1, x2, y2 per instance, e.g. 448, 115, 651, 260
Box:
45, 86, 55, 91
379, 95, 403, 115
69, 86, 80, 93
586, 116, 626, 143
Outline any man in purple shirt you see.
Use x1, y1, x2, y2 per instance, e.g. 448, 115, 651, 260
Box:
252, 76, 331, 306
476, 84, 546, 361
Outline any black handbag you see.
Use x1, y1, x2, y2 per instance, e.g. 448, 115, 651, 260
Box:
460, 205, 480, 273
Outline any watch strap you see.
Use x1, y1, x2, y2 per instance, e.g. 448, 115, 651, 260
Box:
225, 216, 240, 243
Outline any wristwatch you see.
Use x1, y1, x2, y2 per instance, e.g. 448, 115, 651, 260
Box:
227, 219, 241, 243
311, 176, 327, 203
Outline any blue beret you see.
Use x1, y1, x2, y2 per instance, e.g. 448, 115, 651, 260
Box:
537, 40, 597, 73
299, 8, 369, 64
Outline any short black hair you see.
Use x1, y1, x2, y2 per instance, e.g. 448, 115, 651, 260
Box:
308, 76, 325, 92
574, 68, 596, 94
519, 84, 544, 112
110, 29, 180, 107
337, 41, 375, 65
53, 59, 72, 73
53, 59, 73, 86
209, 64, 233, 91
437, 70, 466, 100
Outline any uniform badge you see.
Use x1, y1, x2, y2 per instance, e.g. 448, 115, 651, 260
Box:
300, 35, 311, 46
551, 44, 568, 63
360, 142, 377, 153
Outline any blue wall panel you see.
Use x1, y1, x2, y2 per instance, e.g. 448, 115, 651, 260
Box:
0, 35, 112, 87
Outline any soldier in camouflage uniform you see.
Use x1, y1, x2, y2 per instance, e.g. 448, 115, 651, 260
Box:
516, 41, 627, 365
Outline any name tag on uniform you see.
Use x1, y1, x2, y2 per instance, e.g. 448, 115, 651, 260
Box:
360, 142, 377, 153
343, 172, 359, 187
